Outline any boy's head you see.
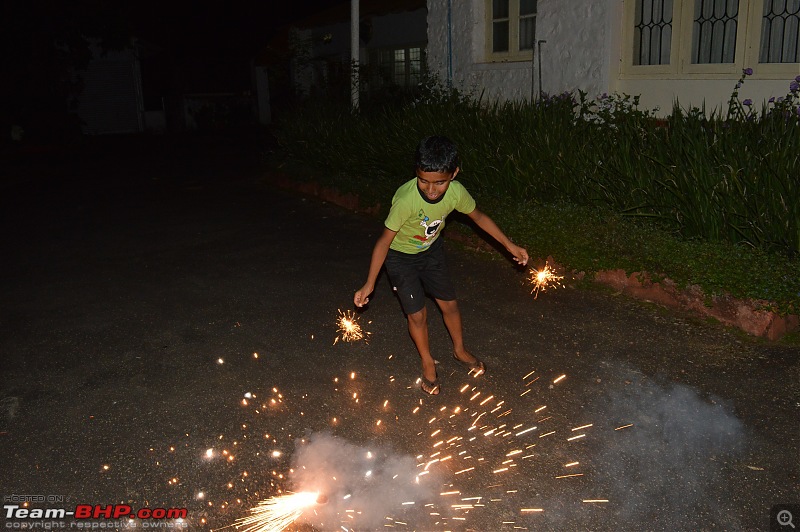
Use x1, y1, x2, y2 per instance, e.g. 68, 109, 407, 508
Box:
414, 136, 459, 174
414, 136, 460, 202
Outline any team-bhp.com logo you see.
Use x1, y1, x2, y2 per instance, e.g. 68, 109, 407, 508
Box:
4, 503, 188, 528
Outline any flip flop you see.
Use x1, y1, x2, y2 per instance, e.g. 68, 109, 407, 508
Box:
420, 376, 440, 395
453, 355, 486, 377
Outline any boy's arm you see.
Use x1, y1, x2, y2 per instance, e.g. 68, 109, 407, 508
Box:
354, 227, 397, 307
467, 207, 529, 265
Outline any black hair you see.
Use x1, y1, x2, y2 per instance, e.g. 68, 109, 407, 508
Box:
414, 135, 459, 173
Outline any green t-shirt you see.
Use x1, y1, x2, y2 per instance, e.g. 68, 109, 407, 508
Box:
384, 177, 477, 254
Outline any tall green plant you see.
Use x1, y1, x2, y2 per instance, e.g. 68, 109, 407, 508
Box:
275, 73, 799, 257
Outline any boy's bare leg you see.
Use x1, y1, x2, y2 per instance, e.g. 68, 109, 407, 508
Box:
407, 307, 438, 385
436, 298, 479, 365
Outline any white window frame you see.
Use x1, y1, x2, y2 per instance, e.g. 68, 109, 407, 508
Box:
484, 0, 536, 62
622, 0, 799, 79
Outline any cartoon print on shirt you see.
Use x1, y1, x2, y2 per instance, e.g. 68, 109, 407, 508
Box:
412, 212, 445, 243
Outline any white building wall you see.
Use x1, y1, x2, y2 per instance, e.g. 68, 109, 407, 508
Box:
537, 0, 612, 99
427, 0, 612, 102
428, 0, 797, 115
427, 0, 528, 101
616, 78, 797, 116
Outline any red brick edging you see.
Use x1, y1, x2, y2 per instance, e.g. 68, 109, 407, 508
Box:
592, 269, 799, 341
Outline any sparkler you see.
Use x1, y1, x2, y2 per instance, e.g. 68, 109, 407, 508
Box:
232, 491, 320, 532
527, 262, 564, 299
333, 309, 369, 344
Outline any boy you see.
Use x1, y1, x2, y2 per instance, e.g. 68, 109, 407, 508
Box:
354, 136, 528, 395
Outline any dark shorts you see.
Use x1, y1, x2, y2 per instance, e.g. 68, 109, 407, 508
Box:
384, 237, 456, 315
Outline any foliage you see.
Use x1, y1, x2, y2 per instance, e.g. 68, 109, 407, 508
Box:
0, 1, 134, 142
273, 74, 800, 315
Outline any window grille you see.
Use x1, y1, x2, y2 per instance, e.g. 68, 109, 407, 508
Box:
759, 0, 800, 62
692, 0, 739, 63
368, 46, 425, 90
634, 0, 674, 64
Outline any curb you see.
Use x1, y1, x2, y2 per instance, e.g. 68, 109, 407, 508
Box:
266, 172, 799, 341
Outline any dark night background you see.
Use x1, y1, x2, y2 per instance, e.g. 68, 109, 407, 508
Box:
1, 0, 345, 142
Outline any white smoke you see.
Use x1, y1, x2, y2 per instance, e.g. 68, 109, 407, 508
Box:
289, 432, 441, 530
590, 373, 746, 530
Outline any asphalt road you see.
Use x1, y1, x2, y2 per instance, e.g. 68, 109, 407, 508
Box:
1, 133, 798, 532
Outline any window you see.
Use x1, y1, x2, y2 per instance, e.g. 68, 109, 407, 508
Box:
624, 0, 799, 76
486, 0, 537, 61
368, 46, 426, 90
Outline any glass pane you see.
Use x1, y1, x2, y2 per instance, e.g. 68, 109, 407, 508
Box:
493, 20, 509, 52
722, 19, 737, 61
650, 25, 662, 63
642, 0, 653, 25
493, 0, 509, 19
633, 28, 650, 65
394, 53, 405, 83
702, 0, 714, 18
519, 16, 535, 50
394, 65, 405, 83
786, 11, 800, 62
664, 0, 674, 23
715, 0, 727, 18
520, 0, 537, 16
661, 24, 673, 63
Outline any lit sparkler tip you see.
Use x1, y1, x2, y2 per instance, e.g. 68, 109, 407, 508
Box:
527, 261, 564, 299
334, 309, 369, 344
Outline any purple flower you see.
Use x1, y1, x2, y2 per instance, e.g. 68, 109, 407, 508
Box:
735, 82, 742, 89
791, 81, 800, 92
796, 75, 800, 82
768, 96, 775, 103
777, 96, 785, 103
744, 67, 753, 76
743, 98, 753, 106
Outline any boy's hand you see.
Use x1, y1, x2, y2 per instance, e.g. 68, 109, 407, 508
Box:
508, 244, 529, 266
354, 284, 374, 307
